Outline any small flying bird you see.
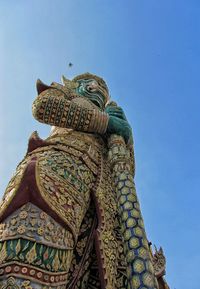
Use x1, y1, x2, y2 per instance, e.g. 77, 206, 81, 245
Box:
68, 62, 73, 67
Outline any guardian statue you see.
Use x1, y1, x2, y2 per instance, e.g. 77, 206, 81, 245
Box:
0, 73, 169, 289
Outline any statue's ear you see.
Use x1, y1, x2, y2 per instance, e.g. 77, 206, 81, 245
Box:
36, 79, 50, 94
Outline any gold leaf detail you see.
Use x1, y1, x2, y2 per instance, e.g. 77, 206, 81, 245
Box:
0, 241, 7, 264
15, 239, 21, 255
52, 250, 60, 271
26, 243, 37, 263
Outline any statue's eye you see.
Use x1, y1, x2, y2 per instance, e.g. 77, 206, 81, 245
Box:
90, 80, 97, 85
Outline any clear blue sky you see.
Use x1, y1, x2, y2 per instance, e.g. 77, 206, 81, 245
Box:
0, 1, 199, 288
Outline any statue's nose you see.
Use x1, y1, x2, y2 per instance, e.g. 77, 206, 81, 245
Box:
87, 82, 98, 91
87, 85, 93, 92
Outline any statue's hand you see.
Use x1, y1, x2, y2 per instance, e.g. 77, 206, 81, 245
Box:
105, 106, 132, 143
105, 106, 127, 121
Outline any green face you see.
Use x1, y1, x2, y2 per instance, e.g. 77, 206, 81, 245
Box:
76, 79, 106, 110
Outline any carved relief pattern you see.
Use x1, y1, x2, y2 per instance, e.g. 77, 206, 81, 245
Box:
66, 204, 97, 289
35, 149, 95, 240
0, 204, 74, 288
0, 203, 74, 250
94, 154, 119, 289
0, 276, 67, 289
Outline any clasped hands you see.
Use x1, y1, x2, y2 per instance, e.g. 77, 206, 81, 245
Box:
105, 104, 132, 144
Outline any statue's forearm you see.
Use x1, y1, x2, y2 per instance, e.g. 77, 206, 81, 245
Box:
32, 88, 109, 134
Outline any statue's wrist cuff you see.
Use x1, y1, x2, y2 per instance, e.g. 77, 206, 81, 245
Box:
89, 110, 109, 134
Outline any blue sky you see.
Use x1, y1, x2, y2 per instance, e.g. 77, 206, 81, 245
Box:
0, 1, 199, 288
